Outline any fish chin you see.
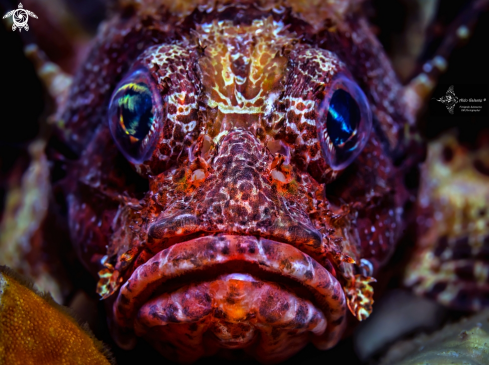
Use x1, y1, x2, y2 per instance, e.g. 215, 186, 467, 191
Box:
110, 235, 347, 363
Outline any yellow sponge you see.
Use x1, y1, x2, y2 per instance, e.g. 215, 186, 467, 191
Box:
0, 266, 112, 365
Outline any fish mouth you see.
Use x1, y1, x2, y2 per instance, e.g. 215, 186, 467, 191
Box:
111, 235, 346, 364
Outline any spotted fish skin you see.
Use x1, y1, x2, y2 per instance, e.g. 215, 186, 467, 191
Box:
49, 0, 423, 362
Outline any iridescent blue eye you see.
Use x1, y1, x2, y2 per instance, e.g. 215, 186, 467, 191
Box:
108, 68, 162, 164
317, 75, 372, 170
327, 89, 360, 147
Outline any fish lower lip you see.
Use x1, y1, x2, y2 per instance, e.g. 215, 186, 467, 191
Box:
111, 235, 346, 361
135, 273, 328, 363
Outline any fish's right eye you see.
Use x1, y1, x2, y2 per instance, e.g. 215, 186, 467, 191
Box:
108, 67, 162, 164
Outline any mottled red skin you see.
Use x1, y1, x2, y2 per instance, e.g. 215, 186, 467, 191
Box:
49, 0, 423, 363
118, 235, 345, 362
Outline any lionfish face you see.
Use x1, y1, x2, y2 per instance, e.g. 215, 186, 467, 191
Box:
62, 1, 419, 363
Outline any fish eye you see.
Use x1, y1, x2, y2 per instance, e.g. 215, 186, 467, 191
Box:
317, 74, 372, 170
108, 67, 162, 164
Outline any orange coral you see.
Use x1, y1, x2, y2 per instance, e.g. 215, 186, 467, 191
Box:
0, 266, 112, 365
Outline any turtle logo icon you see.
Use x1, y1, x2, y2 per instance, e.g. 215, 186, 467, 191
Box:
3, 3, 38, 32
433, 85, 459, 114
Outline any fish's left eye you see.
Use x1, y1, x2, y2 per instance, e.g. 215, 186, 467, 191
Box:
317, 74, 372, 170
108, 68, 162, 164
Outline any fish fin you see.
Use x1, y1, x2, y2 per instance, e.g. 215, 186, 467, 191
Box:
403, 0, 489, 118
24, 44, 72, 129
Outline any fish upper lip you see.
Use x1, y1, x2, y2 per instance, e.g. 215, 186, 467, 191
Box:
112, 234, 346, 349
145, 212, 326, 264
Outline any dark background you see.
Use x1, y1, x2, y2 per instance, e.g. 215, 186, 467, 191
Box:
0, 0, 487, 364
